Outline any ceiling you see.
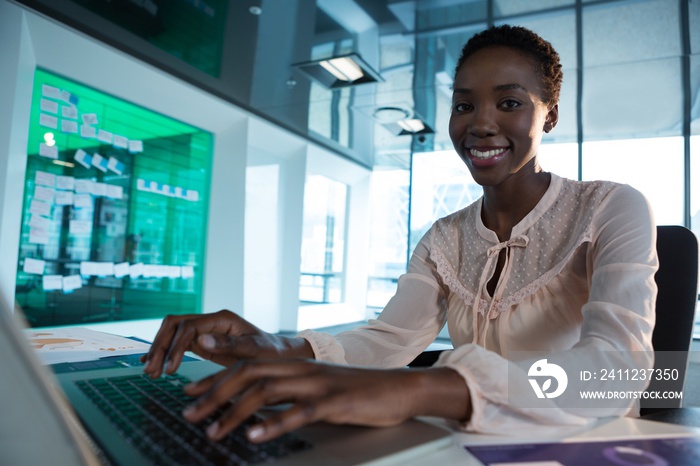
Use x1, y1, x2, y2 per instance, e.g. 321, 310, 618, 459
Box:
16, 0, 593, 170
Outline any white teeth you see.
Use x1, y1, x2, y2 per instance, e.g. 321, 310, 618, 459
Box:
470, 148, 506, 159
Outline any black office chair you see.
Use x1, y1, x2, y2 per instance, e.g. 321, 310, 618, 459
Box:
640, 225, 698, 420
409, 226, 699, 419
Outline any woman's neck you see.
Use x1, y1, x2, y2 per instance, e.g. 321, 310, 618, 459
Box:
481, 170, 551, 242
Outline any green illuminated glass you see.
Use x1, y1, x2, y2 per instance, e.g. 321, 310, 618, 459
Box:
16, 68, 213, 326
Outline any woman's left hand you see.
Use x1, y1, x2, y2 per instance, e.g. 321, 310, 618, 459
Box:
181, 359, 470, 443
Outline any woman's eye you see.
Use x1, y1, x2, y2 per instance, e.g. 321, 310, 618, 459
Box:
453, 102, 471, 112
499, 99, 521, 109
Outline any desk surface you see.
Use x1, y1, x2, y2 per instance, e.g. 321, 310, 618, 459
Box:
399, 417, 700, 465
32, 325, 700, 465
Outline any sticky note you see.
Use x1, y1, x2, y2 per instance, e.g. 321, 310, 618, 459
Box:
35, 171, 56, 187
43, 275, 63, 291
39, 114, 58, 129
23, 257, 46, 275
74, 149, 92, 169
91, 153, 108, 172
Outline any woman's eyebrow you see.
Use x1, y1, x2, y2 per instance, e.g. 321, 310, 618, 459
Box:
494, 83, 528, 92
451, 83, 529, 95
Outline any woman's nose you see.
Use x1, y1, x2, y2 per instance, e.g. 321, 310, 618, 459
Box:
469, 108, 498, 138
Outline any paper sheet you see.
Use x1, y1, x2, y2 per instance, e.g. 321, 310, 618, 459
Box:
24, 327, 151, 365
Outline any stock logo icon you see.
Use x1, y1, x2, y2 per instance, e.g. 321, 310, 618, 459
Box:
528, 359, 568, 399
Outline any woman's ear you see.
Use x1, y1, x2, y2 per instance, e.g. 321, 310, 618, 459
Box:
543, 104, 559, 133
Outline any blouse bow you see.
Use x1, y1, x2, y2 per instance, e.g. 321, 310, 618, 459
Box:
472, 234, 530, 347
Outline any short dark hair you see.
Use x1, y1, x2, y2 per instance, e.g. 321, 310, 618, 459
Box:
455, 25, 563, 107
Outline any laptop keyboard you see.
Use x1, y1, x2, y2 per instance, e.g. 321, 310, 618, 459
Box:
75, 373, 313, 465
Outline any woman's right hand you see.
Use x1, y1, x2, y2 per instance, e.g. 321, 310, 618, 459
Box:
140, 310, 314, 378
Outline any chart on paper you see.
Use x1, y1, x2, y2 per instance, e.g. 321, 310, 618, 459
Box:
25, 327, 151, 365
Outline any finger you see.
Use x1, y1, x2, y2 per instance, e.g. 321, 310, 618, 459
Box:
142, 314, 193, 377
247, 400, 324, 443
204, 378, 271, 441
182, 371, 245, 425
209, 368, 337, 441
162, 311, 240, 375
163, 320, 198, 374
183, 361, 320, 425
142, 314, 184, 373
206, 374, 320, 441
183, 368, 230, 397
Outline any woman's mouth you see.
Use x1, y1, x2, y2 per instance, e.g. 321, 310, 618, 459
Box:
466, 147, 509, 168
469, 148, 508, 159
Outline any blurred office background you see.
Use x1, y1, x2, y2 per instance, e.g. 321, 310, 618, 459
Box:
0, 0, 698, 340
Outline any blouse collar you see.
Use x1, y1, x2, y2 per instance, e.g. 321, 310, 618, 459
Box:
475, 173, 564, 243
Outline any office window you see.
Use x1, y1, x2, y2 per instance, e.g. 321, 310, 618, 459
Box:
691, 136, 700, 335
409, 150, 482, 254
583, 0, 680, 67
299, 175, 348, 304
16, 69, 212, 327
582, 0, 681, 141
539, 143, 579, 180
366, 168, 410, 310
416, 1, 488, 30
493, 0, 574, 18
692, 0, 700, 55
582, 56, 682, 140
692, 140, 700, 209
582, 138, 684, 226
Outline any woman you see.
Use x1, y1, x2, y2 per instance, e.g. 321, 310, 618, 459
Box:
142, 25, 657, 442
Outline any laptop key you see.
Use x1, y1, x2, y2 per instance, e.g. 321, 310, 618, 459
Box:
76, 374, 313, 465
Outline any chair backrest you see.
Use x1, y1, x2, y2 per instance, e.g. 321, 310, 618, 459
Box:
650, 226, 698, 352
641, 225, 699, 413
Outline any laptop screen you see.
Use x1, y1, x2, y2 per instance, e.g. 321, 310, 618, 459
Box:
0, 300, 99, 466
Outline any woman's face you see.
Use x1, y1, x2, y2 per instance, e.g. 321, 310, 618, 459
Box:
448, 46, 558, 188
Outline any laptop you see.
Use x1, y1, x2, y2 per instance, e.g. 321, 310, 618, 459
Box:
0, 298, 452, 466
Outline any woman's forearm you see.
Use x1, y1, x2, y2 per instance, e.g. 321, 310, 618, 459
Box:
408, 367, 472, 422
277, 335, 315, 359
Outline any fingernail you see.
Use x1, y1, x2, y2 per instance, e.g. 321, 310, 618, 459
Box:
206, 422, 219, 438
199, 334, 216, 349
248, 425, 264, 440
182, 405, 195, 418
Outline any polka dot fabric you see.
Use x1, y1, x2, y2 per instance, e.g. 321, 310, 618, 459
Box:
429, 174, 617, 319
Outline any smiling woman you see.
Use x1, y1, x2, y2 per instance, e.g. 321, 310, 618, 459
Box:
142, 25, 658, 443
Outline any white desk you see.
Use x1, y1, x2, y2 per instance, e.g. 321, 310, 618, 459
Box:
399, 417, 700, 465
30, 325, 700, 465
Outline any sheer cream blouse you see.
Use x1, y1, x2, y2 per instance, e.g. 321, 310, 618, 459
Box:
298, 173, 658, 434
